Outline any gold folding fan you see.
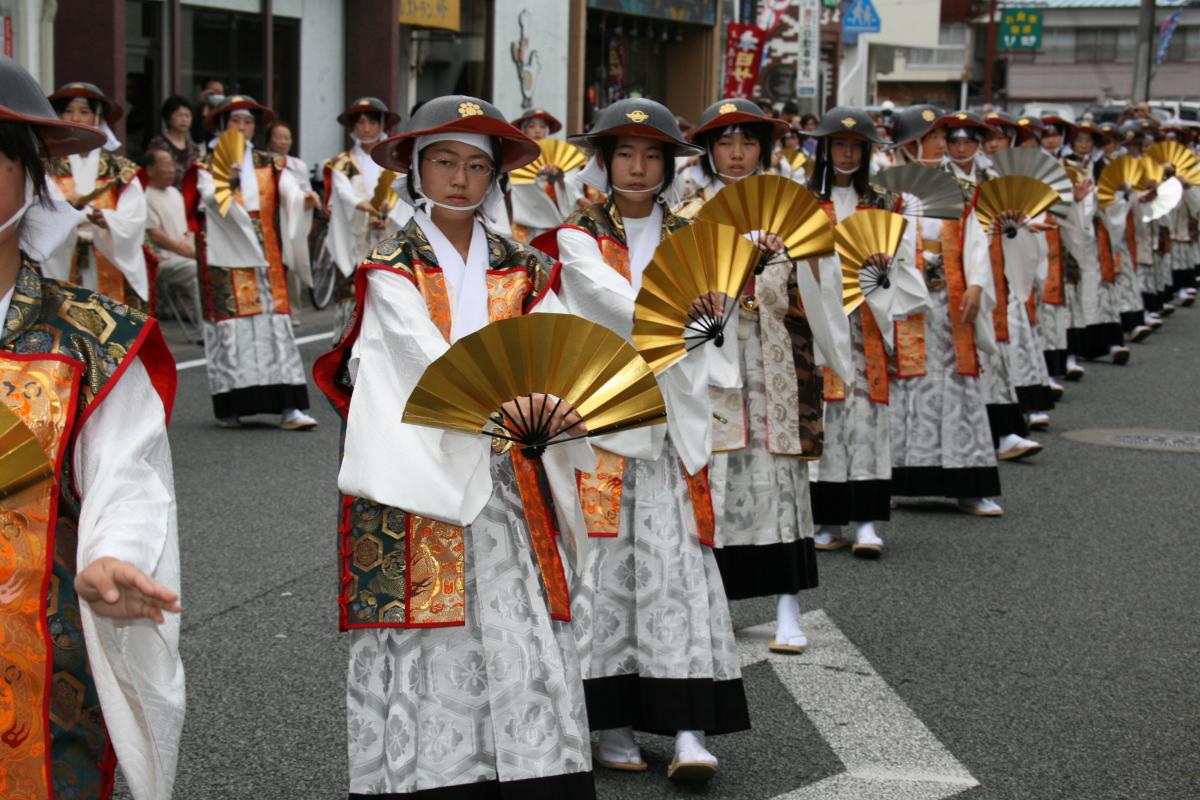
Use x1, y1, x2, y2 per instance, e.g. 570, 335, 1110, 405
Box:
974, 175, 1061, 238
1146, 140, 1200, 186
695, 174, 834, 261
0, 405, 53, 500
370, 169, 399, 215
1062, 162, 1085, 186
779, 147, 811, 176
403, 314, 665, 457
872, 164, 965, 221
1137, 155, 1165, 189
1097, 156, 1145, 208
631, 220, 761, 374
509, 139, 589, 185
834, 209, 908, 315
210, 127, 245, 217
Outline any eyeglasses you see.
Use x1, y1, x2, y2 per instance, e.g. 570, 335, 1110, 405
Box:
421, 156, 495, 179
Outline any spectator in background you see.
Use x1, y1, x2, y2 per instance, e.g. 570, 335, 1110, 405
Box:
781, 100, 801, 129
191, 77, 225, 145
142, 148, 200, 321
147, 95, 202, 188
265, 118, 314, 327
800, 112, 819, 154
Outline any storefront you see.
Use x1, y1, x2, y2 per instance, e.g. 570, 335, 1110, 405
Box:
395, 0, 492, 118
583, 0, 721, 127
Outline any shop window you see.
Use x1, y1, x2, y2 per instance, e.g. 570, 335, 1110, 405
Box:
125, 0, 163, 159
1074, 29, 1118, 63
407, 0, 489, 106
1038, 28, 1074, 64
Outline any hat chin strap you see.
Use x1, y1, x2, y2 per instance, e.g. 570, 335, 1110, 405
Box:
707, 151, 756, 183
833, 165, 859, 175
611, 182, 663, 195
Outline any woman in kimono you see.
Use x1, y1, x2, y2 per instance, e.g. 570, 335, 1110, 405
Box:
182, 94, 319, 429
509, 108, 583, 244
0, 56, 184, 800
806, 107, 920, 557
886, 106, 1004, 516
672, 98, 825, 652
323, 97, 407, 341
1111, 121, 1157, 340
1065, 122, 1132, 367
312, 95, 594, 800
944, 113, 1044, 461
266, 118, 315, 327
552, 98, 749, 781
42, 82, 150, 312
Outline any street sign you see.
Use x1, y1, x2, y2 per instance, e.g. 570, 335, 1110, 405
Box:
843, 0, 881, 34
796, 0, 821, 99
998, 8, 1042, 50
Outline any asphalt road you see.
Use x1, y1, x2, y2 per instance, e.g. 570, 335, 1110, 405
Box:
122, 299, 1200, 799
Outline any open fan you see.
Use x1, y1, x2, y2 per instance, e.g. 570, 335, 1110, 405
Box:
695, 174, 834, 261
1145, 140, 1200, 185
210, 127, 245, 217
974, 175, 1061, 238
872, 164, 965, 220
990, 149, 1074, 206
1139, 176, 1183, 223
1097, 156, 1145, 208
1137, 155, 1165, 190
403, 314, 665, 458
631, 220, 761, 373
834, 209, 908, 315
370, 169, 399, 215
0, 405, 53, 500
509, 139, 589, 185
1062, 162, 1086, 187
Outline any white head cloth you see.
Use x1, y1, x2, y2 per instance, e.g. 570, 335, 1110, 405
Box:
408, 132, 501, 215
351, 132, 386, 197
0, 175, 87, 262
99, 119, 122, 152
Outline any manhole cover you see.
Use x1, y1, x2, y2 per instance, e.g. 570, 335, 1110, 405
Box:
1061, 428, 1200, 453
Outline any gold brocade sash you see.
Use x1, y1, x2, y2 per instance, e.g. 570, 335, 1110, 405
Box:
897, 222, 980, 378
1125, 210, 1138, 270
1095, 217, 1117, 283
823, 306, 888, 403
0, 355, 78, 800
988, 231, 1009, 342
1043, 222, 1065, 305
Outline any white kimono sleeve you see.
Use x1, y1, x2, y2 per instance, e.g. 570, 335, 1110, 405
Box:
74, 358, 184, 800
277, 165, 313, 287
94, 180, 150, 301
197, 168, 268, 268
816, 252, 853, 377
962, 210, 998, 355
325, 168, 369, 278
338, 269, 493, 526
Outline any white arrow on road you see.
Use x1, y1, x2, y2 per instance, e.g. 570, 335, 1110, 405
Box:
737, 610, 979, 800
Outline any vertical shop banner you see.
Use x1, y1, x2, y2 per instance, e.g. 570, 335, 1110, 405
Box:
796, 0, 819, 98
2, 14, 12, 58
723, 23, 768, 99
1156, 10, 1181, 65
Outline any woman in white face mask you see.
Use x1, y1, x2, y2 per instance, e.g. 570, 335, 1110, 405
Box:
322, 97, 408, 342
313, 94, 596, 800
0, 55, 184, 800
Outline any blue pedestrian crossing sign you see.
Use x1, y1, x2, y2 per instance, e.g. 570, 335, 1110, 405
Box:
844, 0, 881, 34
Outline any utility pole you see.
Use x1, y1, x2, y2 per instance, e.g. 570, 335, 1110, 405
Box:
983, 0, 997, 105
1131, 0, 1155, 102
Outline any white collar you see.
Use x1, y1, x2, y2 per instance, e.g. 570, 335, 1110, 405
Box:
0, 283, 13, 325
621, 203, 663, 291
414, 210, 490, 342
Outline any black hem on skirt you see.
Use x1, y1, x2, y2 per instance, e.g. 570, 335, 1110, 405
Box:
583, 674, 751, 736
1015, 384, 1054, 412
349, 771, 596, 800
1066, 326, 1085, 357
986, 403, 1028, 448
1044, 349, 1067, 378
1119, 310, 1144, 333
1074, 323, 1123, 360
1171, 268, 1195, 291
1142, 292, 1163, 313
810, 479, 891, 525
890, 465, 1001, 500
714, 538, 819, 599
212, 383, 311, 418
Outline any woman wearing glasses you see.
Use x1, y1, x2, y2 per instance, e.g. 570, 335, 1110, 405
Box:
313, 96, 595, 800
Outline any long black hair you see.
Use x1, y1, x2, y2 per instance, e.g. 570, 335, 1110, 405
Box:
695, 123, 773, 181
0, 122, 47, 202
595, 136, 677, 200
807, 136, 871, 199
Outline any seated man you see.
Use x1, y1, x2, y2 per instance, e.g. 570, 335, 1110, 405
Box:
142, 147, 200, 319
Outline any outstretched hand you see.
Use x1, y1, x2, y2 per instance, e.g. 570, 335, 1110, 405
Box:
75, 557, 181, 624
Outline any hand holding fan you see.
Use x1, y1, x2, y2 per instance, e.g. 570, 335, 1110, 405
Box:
631, 220, 760, 373
1096, 156, 1145, 208
403, 314, 665, 458
210, 127, 246, 217
1146, 140, 1200, 186
370, 169, 399, 216
973, 175, 1061, 238
509, 139, 589, 185
834, 209, 908, 315
695, 174, 834, 265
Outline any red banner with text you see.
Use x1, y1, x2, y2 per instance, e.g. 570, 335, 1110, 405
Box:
723, 23, 768, 99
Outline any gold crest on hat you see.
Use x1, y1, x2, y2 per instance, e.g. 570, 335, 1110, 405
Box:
921, 110, 936, 122
956, 113, 967, 120
719, 103, 738, 114
458, 102, 483, 117
627, 109, 649, 123
841, 117, 856, 128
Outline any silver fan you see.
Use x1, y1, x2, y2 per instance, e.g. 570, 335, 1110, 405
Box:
872, 164, 965, 220
1139, 176, 1183, 223
991, 149, 1074, 205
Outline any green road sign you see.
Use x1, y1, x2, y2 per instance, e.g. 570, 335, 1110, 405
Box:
999, 8, 1042, 50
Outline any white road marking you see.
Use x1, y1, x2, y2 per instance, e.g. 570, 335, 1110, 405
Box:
738, 610, 979, 800
174, 331, 334, 371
